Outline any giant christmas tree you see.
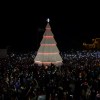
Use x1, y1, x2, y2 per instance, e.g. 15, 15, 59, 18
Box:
34, 19, 63, 66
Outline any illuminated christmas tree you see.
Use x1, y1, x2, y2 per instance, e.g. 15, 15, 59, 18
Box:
34, 18, 63, 66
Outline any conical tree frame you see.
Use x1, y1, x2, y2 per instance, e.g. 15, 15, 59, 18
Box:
34, 19, 63, 66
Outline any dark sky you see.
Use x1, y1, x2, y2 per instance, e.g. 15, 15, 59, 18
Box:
0, 2, 100, 51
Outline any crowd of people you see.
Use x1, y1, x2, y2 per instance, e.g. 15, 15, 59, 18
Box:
0, 50, 100, 100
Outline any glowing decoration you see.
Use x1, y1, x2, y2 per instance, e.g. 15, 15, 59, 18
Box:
83, 38, 100, 49
38, 52, 59, 54
47, 18, 50, 22
41, 44, 56, 46
34, 19, 63, 66
43, 36, 53, 38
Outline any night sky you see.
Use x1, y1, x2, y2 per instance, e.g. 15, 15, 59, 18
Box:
0, 2, 100, 52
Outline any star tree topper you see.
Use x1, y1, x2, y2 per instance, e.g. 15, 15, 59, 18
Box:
47, 18, 50, 22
